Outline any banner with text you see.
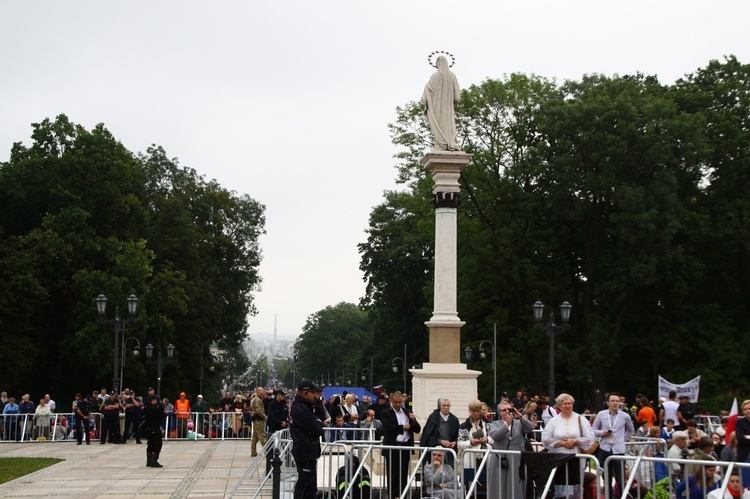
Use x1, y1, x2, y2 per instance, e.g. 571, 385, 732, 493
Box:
658, 375, 701, 403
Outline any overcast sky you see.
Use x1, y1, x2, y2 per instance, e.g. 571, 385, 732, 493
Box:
2, 1, 748, 340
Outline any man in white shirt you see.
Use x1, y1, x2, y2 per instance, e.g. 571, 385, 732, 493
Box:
44, 394, 56, 412
539, 399, 557, 427
381, 392, 421, 499
666, 431, 690, 478
342, 394, 361, 427
661, 390, 680, 429
592, 393, 635, 497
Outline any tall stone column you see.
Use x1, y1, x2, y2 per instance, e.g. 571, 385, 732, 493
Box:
424, 151, 471, 361
410, 150, 480, 424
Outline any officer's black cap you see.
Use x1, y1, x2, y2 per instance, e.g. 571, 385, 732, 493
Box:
297, 379, 319, 392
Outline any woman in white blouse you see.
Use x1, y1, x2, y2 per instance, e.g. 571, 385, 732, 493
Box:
542, 393, 593, 497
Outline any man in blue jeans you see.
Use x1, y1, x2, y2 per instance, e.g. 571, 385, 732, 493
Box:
592, 393, 635, 497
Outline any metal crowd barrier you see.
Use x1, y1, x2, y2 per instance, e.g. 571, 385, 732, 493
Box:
0, 410, 274, 443
603, 454, 750, 499
163, 411, 261, 441
1, 412, 104, 442
460, 447, 599, 499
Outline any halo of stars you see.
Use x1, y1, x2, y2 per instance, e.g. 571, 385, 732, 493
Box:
428, 51, 456, 68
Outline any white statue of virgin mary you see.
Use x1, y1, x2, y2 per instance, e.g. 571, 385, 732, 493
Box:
421, 55, 461, 151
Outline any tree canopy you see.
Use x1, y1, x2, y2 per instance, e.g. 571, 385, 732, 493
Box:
344, 56, 750, 411
0, 115, 265, 404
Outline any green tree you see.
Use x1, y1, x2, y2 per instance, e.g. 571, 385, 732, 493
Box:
671, 55, 750, 405
0, 115, 265, 402
369, 70, 711, 407
294, 302, 370, 387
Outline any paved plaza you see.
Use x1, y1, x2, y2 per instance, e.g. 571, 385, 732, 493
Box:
0, 440, 258, 498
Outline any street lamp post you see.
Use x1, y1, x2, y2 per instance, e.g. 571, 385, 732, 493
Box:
96, 294, 138, 393
463, 323, 498, 408
361, 367, 371, 390
292, 355, 298, 390
533, 300, 572, 402
120, 337, 141, 392
391, 356, 406, 393
145, 343, 175, 397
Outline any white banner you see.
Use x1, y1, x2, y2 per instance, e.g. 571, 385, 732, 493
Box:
658, 375, 701, 403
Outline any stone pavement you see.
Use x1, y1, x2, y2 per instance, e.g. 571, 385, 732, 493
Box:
0, 440, 258, 498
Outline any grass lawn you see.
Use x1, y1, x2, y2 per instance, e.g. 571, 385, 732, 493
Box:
0, 457, 63, 484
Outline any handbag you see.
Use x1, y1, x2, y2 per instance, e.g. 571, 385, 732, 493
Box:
578, 416, 599, 454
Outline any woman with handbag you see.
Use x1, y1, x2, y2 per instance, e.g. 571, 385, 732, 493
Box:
542, 393, 594, 498
488, 400, 534, 499
457, 400, 494, 471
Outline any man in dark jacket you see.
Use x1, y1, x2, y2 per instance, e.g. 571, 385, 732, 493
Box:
74, 394, 91, 445
290, 380, 324, 499
267, 390, 289, 437
123, 389, 142, 444
100, 392, 122, 444
143, 395, 165, 467
380, 391, 421, 499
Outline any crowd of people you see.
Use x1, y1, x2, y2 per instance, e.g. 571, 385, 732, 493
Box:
0, 385, 287, 464
4, 382, 747, 498
285, 384, 746, 499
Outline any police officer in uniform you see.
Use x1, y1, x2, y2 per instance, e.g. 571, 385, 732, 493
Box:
290, 380, 325, 499
101, 391, 123, 444
144, 395, 165, 467
74, 394, 91, 445
123, 389, 142, 444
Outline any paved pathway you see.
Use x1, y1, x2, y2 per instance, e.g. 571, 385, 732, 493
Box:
0, 440, 257, 498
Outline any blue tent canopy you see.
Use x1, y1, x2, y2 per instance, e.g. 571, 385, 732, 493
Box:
321, 386, 376, 402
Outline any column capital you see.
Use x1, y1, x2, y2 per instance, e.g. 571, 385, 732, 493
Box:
421, 151, 473, 195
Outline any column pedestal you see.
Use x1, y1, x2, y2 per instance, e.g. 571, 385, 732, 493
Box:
410, 363, 481, 425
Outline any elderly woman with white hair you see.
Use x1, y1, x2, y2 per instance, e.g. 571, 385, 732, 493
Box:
542, 393, 594, 497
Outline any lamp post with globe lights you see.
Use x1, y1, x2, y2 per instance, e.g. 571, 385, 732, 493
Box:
532, 300, 572, 401
463, 323, 497, 408
145, 343, 175, 397
96, 293, 139, 394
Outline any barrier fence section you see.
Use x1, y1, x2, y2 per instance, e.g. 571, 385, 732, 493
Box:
0, 412, 104, 442
604, 454, 750, 499
268, 430, 599, 499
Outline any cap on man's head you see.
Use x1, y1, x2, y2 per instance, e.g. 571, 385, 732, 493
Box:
297, 379, 319, 392
197, 394, 203, 399
180, 392, 186, 397
273, 389, 285, 397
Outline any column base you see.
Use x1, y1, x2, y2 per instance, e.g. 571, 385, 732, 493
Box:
410, 363, 480, 427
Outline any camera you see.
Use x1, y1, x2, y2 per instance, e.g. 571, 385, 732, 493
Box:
501, 457, 509, 469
